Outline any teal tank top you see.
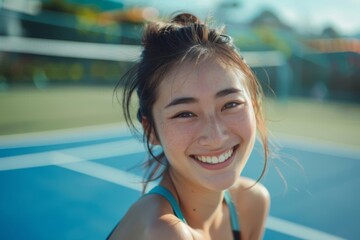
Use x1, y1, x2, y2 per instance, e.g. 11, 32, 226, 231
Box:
148, 186, 241, 240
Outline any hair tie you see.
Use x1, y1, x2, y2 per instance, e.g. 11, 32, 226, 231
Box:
217, 34, 232, 44
218, 34, 247, 65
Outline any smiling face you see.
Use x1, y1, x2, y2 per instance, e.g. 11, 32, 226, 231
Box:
151, 58, 257, 191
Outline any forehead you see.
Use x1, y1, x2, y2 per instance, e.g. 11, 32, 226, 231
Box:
158, 59, 248, 98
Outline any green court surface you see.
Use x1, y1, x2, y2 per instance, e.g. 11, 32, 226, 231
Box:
1, 86, 359, 148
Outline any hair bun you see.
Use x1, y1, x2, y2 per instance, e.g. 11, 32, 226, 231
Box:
171, 13, 202, 25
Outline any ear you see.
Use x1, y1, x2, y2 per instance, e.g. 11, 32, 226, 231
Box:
141, 117, 161, 146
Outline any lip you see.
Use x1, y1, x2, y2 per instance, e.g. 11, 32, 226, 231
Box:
191, 145, 239, 170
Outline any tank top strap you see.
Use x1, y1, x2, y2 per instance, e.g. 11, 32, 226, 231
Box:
224, 190, 240, 231
147, 185, 187, 224
147, 186, 240, 232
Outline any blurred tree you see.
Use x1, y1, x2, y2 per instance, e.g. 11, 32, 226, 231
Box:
250, 9, 292, 31
321, 26, 339, 38
249, 9, 293, 56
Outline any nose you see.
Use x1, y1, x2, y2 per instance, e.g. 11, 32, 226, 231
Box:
198, 115, 229, 148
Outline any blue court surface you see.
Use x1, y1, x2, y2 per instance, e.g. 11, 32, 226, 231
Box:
0, 124, 359, 240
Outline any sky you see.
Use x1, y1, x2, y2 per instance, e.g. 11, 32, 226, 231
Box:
121, 0, 360, 36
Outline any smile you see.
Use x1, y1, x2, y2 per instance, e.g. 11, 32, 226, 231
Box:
192, 145, 238, 165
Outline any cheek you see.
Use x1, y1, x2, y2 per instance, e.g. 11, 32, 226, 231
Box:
156, 122, 198, 168
228, 106, 257, 138
156, 121, 194, 152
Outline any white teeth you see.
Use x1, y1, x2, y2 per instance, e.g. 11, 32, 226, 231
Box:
212, 156, 219, 164
195, 148, 234, 164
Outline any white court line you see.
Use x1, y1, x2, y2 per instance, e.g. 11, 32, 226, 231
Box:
0, 125, 359, 173
1, 123, 358, 160
0, 139, 145, 171
0, 123, 133, 149
0, 125, 349, 239
57, 153, 156, 192
266, 216, 345, 240
56, 154, 345, 240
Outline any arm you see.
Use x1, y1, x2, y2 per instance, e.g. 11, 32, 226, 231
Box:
247, 183, 270, 239
233, 177, 271, 240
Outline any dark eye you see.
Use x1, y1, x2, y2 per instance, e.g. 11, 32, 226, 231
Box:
173, 112, 196, 119
222, 102, 240, 111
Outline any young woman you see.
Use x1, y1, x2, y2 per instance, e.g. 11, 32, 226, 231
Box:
109, 13, 270, 240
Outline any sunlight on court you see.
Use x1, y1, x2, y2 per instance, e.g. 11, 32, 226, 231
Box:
1, 124, 357, 239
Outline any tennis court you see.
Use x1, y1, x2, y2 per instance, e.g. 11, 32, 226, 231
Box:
0, 123, 358, 240
1, 3, 359, 239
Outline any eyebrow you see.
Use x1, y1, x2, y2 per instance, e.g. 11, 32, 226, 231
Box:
215, 87, 243, 98
164, 87, 243, 109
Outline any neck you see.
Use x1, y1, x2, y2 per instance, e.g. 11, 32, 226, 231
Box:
161, 170, 226, 230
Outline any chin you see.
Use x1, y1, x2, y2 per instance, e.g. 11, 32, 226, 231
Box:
204, 172, 240, 191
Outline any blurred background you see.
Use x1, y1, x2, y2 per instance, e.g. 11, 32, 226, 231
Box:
0, 0, 359, 144
0, 0, 360, 239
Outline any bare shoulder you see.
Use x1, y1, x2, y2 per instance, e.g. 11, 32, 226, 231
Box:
229, 177, 270, 239
145, 213, 193, 240
232, 176, 270, 207
108, 194, 193, 240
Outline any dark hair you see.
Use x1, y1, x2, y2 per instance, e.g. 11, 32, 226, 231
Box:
116, 13, 268, 193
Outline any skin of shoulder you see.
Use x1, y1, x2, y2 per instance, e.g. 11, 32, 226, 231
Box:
108, 194, 194, 240
230, 177, 271, 240
145, 214, 194, 240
